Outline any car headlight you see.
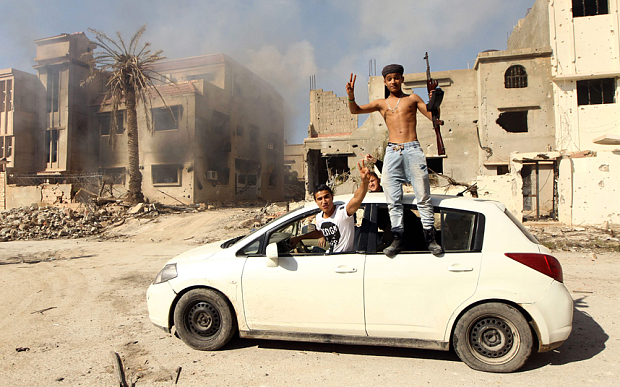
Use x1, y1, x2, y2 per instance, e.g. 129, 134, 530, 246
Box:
153, 263, 178, 284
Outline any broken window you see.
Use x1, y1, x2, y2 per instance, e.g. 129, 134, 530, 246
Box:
0, 80, 5, 112
324, 155, 350, 183
269, 173, 278, 187
4, 136, 12, 158
212, 111, 231, 152
426, 157, 444, 174
218, 168, 230, 185
250, 125, 260, 143
46, 67, 60, 113
238, 174, 257, 186
572, 0, 608, 17
496, 111, 528, 133
6, 80, 11, 111
1, 80, 14, 113
45, 129, 59, 166
267, 133, 280, 151
497, 165, 509, 175
152, 164, 180, 185
505, 65, 527, 89
99, 111, 125, 135
153, 105, 181, 131
101, 167, 126, 185
577, 78, 615, 105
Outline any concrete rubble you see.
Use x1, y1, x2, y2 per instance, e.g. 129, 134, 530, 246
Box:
0, 199, 304, 243
2, 198, 617, 253
527, 223, 620, 253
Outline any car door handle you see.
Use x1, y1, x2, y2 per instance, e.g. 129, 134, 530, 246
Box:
447, 264, 474, 272
334, 266, 357, 273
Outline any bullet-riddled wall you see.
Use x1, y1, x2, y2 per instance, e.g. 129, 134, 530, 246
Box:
309, 89, 358, 137
474, 47, 556, 175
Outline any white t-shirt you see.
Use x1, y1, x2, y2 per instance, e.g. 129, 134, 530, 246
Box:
315, 203, 355, 253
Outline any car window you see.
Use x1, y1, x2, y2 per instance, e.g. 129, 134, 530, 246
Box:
375, 205, 479, 254
238, 239, 262, 255
442, 210, 477, 252
268, 211, 326, 255
264, 204, 370, 256
376, 204, 427, 253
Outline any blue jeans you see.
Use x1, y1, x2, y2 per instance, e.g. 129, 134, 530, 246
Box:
383, 141, 434, 233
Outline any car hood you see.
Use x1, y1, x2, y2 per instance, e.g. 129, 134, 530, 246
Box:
167, 240, 226, 264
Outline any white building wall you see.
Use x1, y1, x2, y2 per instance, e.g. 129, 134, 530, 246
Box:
550, 0, 620, 153
560, 152, 620, 227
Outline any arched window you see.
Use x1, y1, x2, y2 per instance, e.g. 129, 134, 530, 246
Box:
505, 65, 528, 89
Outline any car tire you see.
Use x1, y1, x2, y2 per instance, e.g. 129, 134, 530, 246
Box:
453, 303, 533, 373
173, 288, 237, 351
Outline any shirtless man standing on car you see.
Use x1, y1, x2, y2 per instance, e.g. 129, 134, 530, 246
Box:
346, 64, 442, 256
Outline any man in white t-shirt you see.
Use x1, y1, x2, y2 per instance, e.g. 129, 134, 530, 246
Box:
291, 161, 370, 253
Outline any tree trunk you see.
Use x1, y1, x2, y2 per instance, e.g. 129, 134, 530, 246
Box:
126, 88, 144, 204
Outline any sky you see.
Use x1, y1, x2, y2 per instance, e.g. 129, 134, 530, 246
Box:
0, 0, 538, 143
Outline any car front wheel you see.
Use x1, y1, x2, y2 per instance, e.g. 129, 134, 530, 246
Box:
173, 288, 237, 351
453, 303, 533, 373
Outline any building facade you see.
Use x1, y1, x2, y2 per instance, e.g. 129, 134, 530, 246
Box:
1, 33, 285, 208
302, 0, 619, 227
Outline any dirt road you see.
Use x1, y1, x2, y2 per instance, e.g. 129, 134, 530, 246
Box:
0, 210, 618, 386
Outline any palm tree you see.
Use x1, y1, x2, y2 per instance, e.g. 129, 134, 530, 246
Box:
85, 25, 173, 203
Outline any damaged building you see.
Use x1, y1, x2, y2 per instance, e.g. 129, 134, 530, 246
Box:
296, 0, 620, 228
0, 32, 285, 209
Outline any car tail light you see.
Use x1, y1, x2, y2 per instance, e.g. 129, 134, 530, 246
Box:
505, 253, 563, 283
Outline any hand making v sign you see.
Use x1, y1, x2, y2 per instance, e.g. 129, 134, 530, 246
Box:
346, 73, 356, 101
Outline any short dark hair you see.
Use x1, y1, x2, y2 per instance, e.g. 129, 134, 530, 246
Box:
313, 184, 333, 199
368, 171, 379, 180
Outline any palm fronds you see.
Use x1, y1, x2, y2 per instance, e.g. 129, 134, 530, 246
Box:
83, 25, 176, 203
84, 24, 175, 138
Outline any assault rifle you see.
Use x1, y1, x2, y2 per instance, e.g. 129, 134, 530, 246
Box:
424, 52, 446, 156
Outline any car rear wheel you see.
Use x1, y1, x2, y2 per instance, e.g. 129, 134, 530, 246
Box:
173, 288, 237, 351
453, 303, 533, 373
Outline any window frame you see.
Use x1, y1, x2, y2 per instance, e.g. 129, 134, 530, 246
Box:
367, 204, 485, 254
505, 65, 528, 89
496, 110, 529, 133
577, 78, 616, 106
153, 105, 182, 131
572, 0, 609, 17
151, 164, 182, 186
98, 111, 125, 135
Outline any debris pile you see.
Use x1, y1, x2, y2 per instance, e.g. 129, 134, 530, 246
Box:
0, 205, 119, 241
0, 201, 203, 242
226, 202, 302, 230
0, 199, 307, 242
527, 223, 620, 252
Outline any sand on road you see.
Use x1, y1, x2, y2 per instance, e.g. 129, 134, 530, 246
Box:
0, 210, 618, 386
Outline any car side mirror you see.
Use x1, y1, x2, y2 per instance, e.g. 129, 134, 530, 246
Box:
301, 224, 316, 234
266, 243, 279, 267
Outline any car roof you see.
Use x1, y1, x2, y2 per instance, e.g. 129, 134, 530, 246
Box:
304, 193, 506, 214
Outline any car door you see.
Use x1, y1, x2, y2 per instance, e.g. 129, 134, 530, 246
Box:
364, 205, 484, 341
241, 205, 370, 336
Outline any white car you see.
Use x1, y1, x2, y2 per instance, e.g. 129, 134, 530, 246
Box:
147, 193, 573, 373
